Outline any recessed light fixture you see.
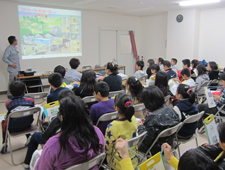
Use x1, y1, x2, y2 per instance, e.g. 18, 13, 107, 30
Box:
127, 7, 154, 12
179, 0, 221, 6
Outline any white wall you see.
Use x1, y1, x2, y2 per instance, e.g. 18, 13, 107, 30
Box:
199, 8, 225, 68
0, 0, 141, 92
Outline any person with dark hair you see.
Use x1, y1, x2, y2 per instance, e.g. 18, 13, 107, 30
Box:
90, 82, 115, 135
73, 70, 96, 98
173, 68, 196, 87
157, 57, 165, 72
103, 62, 122, 91
171, 58, 178, 70
177, 59, 192, 81
196, 64, 209, 95
155, 71, 169, 96
149, 64, 160, 84
47, 73, 67, 103
163, 60, 177, 80
191, 59, 199, 74
2, 36, 21, 99
105, 93, 137, 170
133, 60, 146, 78
126, 76, 143, 118
36, 95, 105, 170
173, 84, 198, 138
65, 58, 82, 82
207, 61, 219, 88
1, 80, 34, 153
54, 65, 70, 85
146, 59, 155, 78
24, 89, 74, 169
138, 86, 179, 155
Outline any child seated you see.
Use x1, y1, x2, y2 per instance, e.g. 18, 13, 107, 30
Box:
196, 64, 209, 95
64, 58, 82, 82
105, 93, 137, 170
1, 80, 34, 153
173, 84, 199, 139
155, 71, 169, 96
157, 57, 165, 72
103, 62, 122, 92
207, 61, 219, 89
90, 82, 115, 135
47, 73, 68, 103
177, 59, 192, 81
36, 95, 105, 170
54, 65, 71, 85
148, 64, 160, 85
146, 59, 155, 78
163, 60, 177, 80
173, 68, 196, 87
171, 58, 178, 70
126, 76, 143, 118
133, 60, 147, 79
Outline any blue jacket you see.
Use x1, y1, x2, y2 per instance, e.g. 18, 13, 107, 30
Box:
166, 68, 177, 80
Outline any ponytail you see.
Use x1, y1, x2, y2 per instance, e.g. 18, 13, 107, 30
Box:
125, 102, 135, 122
177, 84, 196, 104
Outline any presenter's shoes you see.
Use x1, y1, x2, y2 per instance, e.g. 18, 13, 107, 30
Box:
0, 145, 8, 154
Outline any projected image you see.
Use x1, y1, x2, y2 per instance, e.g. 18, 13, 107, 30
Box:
18, 5, 82, 59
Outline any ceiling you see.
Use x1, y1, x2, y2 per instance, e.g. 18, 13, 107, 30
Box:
6, 0, 225, 16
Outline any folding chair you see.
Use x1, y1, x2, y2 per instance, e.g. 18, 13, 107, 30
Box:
176, 111, 205, 158
214, 104, 225, 123
190, 85, 197, 92
66, 152, 106, 170
25, 92, 48, 104
96, 111, 118, 127
82, 96, 97, 103
3, 106, 41, 165
108, 90, 125, 98
208, 79, 219, 86
195, 81, 210, 104
138, 75, 148, 82
164, 95, 171, 103
142, 122, 183, 160
103, 131, 148, 170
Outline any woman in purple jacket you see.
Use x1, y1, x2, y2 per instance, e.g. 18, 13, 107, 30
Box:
36, 95, 105, 170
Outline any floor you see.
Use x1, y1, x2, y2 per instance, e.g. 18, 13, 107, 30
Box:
0, 92, 209, 170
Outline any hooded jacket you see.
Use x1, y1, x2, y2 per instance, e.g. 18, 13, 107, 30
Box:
133, 70, 146, 79
138, 105, 179, 155
196, 74, 209, 95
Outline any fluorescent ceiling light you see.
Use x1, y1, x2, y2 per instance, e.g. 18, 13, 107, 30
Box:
179, 0, 221, 6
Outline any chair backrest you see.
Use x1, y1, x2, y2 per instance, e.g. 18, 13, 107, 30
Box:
164, 95, 171, 103
66, 152, 106, 170
182, 111, 205, 124
196, 81, 210, 92
133, 103, 145, 112
190, 85, 197, 92
209, 79, 219, 86
25, 92, 49, 104
82, 96, 97, 103
96, 111, 118, 126
128, 131, 148, 148
138, 75, 148, 82
108, 90, 125, 98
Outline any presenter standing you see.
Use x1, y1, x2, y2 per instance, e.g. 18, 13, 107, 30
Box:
2, 36, 21, 99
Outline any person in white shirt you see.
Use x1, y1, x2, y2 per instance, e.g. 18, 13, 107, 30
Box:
133, 60, 147, 78
173, 68, 196, 87
157, 57, 165, 72
171, 58, 178, 70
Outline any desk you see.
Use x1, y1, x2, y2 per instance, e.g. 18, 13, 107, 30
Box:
122, 79, 146, 86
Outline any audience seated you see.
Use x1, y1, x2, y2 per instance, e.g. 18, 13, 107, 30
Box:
126, 76, 143, 118
207, 61, 219, 89
103, 62, 122, 92
173, 84, 199, 139
36, 95, 105, 170
24, 89, 73, 169
73, 70, 96, 98
155, 71, 170, 97
171, 58, 178, 70
1, 80, 34, 153
133, 60, 146, 78
138, 86, 179, 155
173, 68, 196, 87
148, 64, 160, 85
47, 73, 68, 103
146, 59, 155, 78
157, 57, 165, 72
90, 82, 115, 135
163, 60, 177, 80
105, 93, 137, 170
64, 58, 82, 82
196, 64, 209, 96
177, 59, 191, 81
191, 59, 199, 76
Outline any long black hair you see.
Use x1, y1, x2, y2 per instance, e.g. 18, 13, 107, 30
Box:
191, 59, 199, 69
58, 95, 102, 158
155, 71, 169, 96
208, 61, 218, 70
177, 84, 196, 104
80, 70, 96, 94
114, 93, 134, 122
106, 62, 118, 74
197, 64, 207, 76
126, 76, 143, 102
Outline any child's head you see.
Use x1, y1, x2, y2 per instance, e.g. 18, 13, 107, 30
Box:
126, 76, 143, 102
106, 62, 118, 75
147, 59, 155, 67
157, 57, 164, 65
151, 64, 160, 75
196, 64, 207, 76
163, 60, 171, 71
171, 58, 177, 66
94, 82, 110, 101
176, 84, 196, 104
114, 93, 134, 122
155, 71, 169, 96
191, 59, 199, 69
58, 89, 75, 101
69, 58, 80, 69
9, 80, 25, 97
54, 65, 66, 78
136, 60, 144, 70
181, 68, 191, 80
182, 59, 191, 68
207, 61, 218, 71
218, 122, 225, 150
48, 73, 62, 88
219, 72, 225, 87
80, 70, 96, 93
141, 85, 164, 112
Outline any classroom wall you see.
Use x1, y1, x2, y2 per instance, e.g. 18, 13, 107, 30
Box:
0, 0, 141, 92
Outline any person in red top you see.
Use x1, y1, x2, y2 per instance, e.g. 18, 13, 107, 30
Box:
177, 59, 191, 81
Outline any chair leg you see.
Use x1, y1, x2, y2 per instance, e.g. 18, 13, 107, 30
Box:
177, 145, 181, 158
195, 137, 199, 147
